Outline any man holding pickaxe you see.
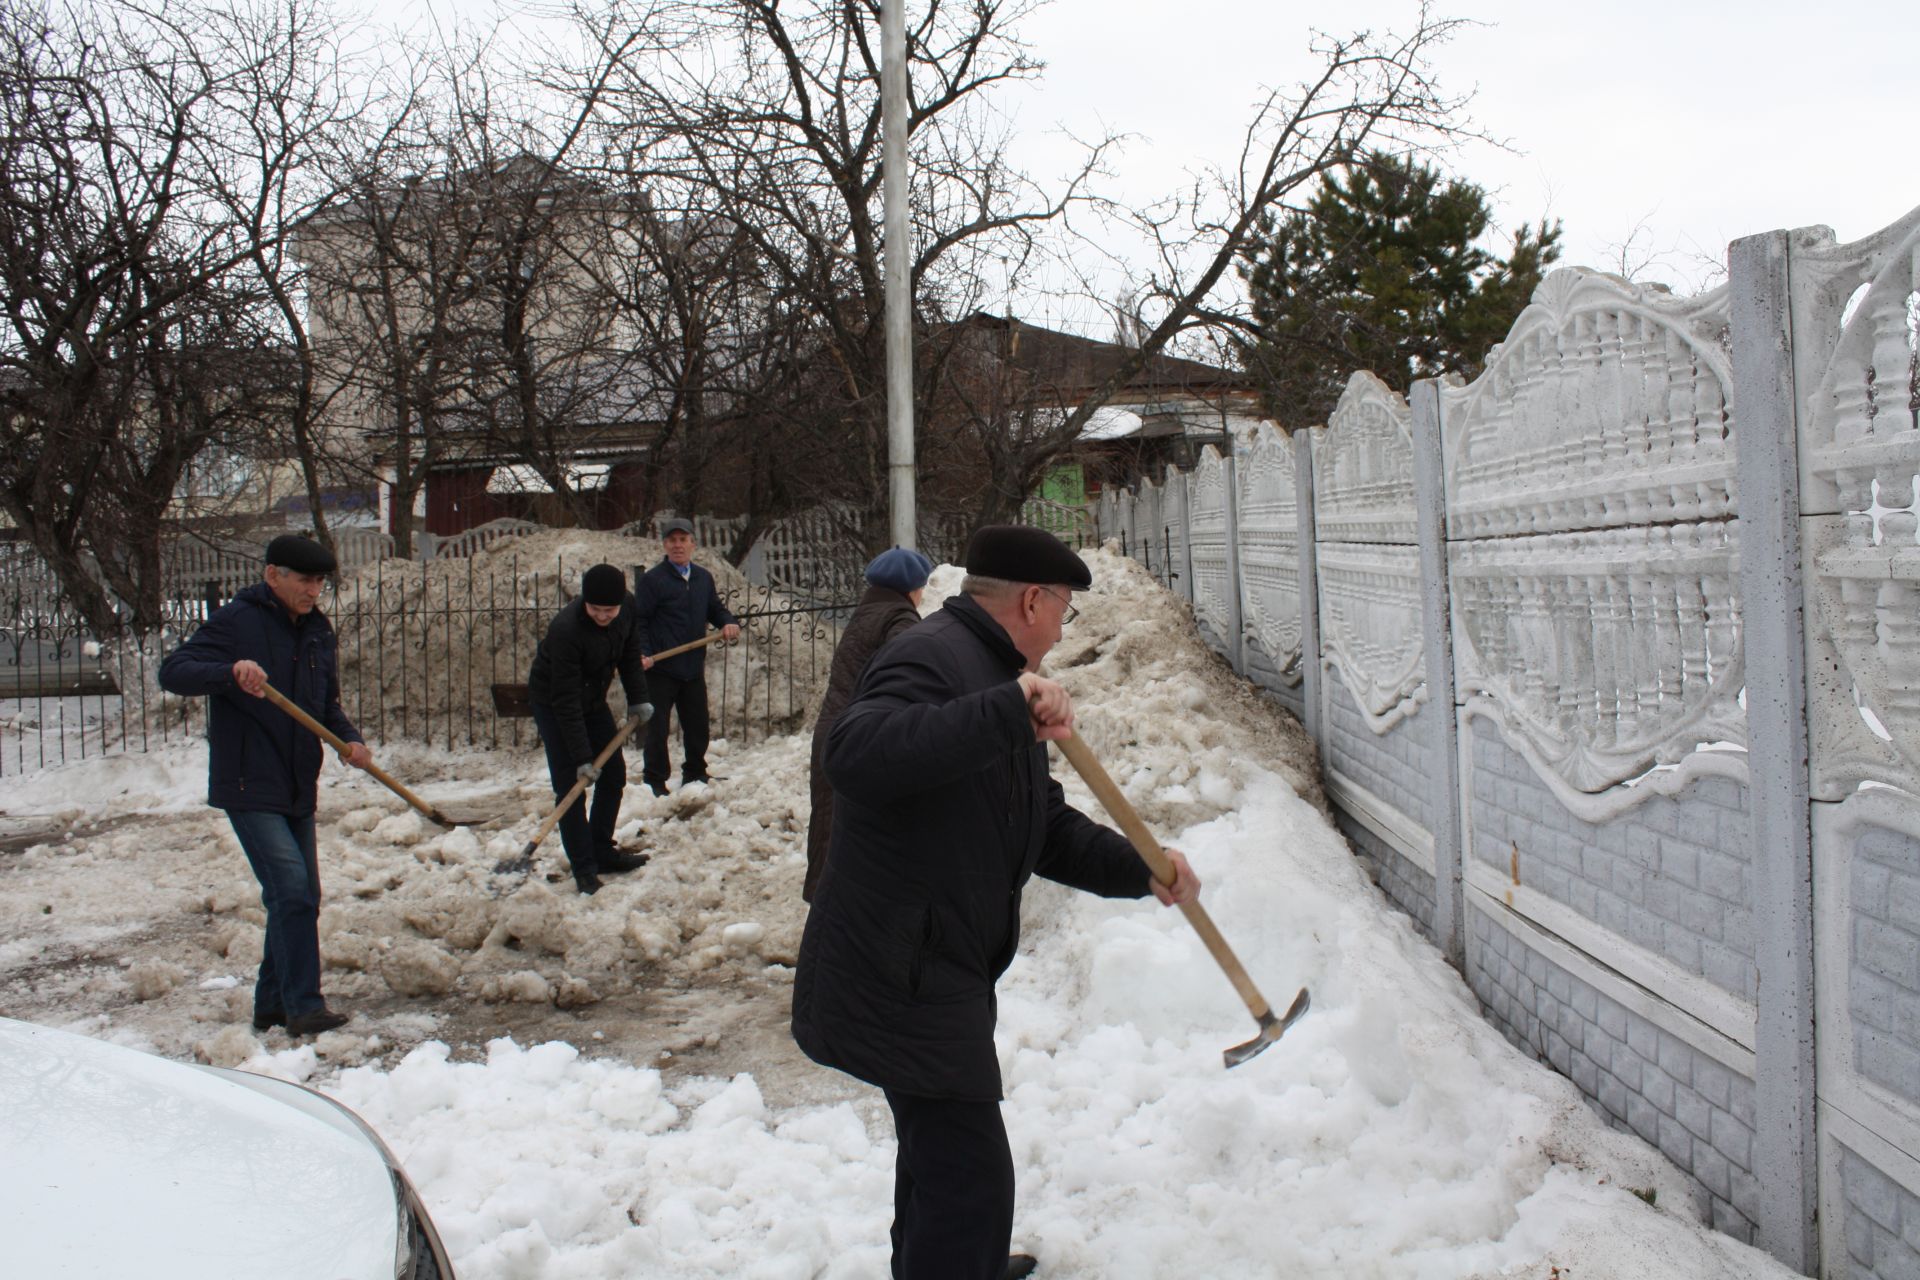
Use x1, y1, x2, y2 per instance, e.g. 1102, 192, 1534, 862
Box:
159, 535, 371, 1038
793, 526, 1201, 1280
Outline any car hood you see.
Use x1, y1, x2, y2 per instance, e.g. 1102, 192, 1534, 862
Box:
0, 1018, 397, 1279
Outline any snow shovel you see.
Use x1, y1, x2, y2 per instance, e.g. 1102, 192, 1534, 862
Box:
1055, 731, 1311, 1069
260, 683, 482, 828
491, 703, 652, 876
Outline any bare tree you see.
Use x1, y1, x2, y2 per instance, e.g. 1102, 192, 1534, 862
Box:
0, 0, 329, 632
559, 0, 1116, 552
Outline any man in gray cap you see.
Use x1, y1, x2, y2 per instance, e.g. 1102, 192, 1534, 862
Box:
792, 525, 1200, 1280
634, 518, 739, 794
160, 534, 371, 1037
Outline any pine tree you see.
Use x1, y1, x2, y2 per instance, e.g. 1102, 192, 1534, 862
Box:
1235, 153, 1561, 427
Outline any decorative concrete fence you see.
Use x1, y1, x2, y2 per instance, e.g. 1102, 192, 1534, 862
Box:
1097, 203, 1920, 1279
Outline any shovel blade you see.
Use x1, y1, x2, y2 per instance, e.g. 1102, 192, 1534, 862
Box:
492, 846, 535, 877
1222, 986, 1311, 1069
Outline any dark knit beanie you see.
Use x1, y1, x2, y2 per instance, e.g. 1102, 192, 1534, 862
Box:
264, 534, 337, 575
963, 525, 1091, 589
865, 546, 933, 593
582, 563, 626, 606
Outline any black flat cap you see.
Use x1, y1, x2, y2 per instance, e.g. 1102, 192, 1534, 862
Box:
264, 534, 337, 575
963, 525, 1091, 589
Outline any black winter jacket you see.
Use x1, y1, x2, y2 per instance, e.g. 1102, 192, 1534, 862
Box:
791, 593, 1150, 1100
158, 581, 362, 815
633, 560, 736, 681
805, 585, 923, 900
527, 593, 650, 765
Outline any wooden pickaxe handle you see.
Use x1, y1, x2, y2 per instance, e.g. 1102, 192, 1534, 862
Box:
260, 682, 456, 828
1055, 731, 1275, 1024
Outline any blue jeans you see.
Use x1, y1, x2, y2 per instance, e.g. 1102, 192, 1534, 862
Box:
226, 809, 324, 1020
530, 700, 626, 879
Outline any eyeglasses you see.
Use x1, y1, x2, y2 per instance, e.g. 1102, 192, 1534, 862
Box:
1038, 586, 1079, 624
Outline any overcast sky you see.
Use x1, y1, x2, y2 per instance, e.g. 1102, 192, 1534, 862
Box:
405, 0, 1916, 324
996, 0, 1916, 290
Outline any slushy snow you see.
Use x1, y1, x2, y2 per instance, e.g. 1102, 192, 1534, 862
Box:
0, 546, 1792, 1278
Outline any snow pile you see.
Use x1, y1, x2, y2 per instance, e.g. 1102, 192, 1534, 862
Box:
331, 528, 835, 739
0, 542, 1795, 1278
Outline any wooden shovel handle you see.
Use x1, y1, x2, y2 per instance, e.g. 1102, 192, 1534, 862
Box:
260, 682, 452, 827
1055, 731, 1274, 1023
647, 631, 725, 664
524, 709, 648, 852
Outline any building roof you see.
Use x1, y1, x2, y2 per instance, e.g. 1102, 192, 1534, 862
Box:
955, 312, 1254, 401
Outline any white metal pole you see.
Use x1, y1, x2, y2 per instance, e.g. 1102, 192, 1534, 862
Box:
881, 0, 916, 550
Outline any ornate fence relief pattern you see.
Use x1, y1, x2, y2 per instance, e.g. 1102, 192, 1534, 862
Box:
1236, 424, 1303, 680
1159, 465, 1191, 601
1443, 268, 1745, 800
1187, 446, 1235, 641
1796, 219, 1920, 801
1313, 373, 1424, 730
1447, 269, 1737, 539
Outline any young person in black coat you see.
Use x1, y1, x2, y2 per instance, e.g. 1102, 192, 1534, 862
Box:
804, 546, 933, 903
792, 526, 1201, 1280
633, 518, 739, 794
159, 535, 372, 1038
527, 563, 654, 895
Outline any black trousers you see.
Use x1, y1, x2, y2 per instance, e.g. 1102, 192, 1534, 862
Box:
643, 668, 711, 786
530, 700, 625, 879
883, 1090, 1015, 1280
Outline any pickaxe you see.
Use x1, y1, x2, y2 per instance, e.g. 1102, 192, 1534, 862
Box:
1055, 731, 1310, 1068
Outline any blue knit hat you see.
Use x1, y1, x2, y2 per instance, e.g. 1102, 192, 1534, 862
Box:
865, 546, 933, 592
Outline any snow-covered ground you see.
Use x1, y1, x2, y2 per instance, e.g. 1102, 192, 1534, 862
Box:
0, 547, 1793, 1278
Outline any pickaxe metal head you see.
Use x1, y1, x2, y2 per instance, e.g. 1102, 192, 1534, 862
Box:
1222, 987, 1311, 1069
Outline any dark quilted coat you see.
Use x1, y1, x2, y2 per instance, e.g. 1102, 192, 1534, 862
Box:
791, 593, 1150, 1101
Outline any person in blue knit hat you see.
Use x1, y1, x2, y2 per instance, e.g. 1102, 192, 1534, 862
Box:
803, 545, 933, 901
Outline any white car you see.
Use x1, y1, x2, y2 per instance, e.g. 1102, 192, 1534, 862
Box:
0, 1016, 455, 1278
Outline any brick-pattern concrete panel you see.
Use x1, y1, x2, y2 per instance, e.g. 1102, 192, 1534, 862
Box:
1851, 824, 1920, 1105
1840, 1144, 1920, 1279
1468, 729, 1757, 1004
1468, 906, 1760, 1243
1324, 665, 1434, 833
1340, 810, 1436, 940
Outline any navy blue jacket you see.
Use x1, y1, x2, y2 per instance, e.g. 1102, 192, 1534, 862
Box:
791, 593, 1150, 1100
526, 593, 650, 765
633, 560, 736, 681
158, 581, 363, 816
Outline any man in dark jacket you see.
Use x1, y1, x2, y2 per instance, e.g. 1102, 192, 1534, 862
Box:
792, 526, 1200, 1280
634, 518, 740, 794
159, 535, 371, 1038
805, 546, 932, 903
528, 563, 654, 895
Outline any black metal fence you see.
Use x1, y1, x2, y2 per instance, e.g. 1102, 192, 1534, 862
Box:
1, 554, 854, 776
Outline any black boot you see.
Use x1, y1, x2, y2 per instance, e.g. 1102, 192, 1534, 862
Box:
286, 1006, 349, 1037
1005, 1256, 1037, 1280
251, 1008, 286, 1032
599, 850, 649, 874
575, 871, 603, 895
